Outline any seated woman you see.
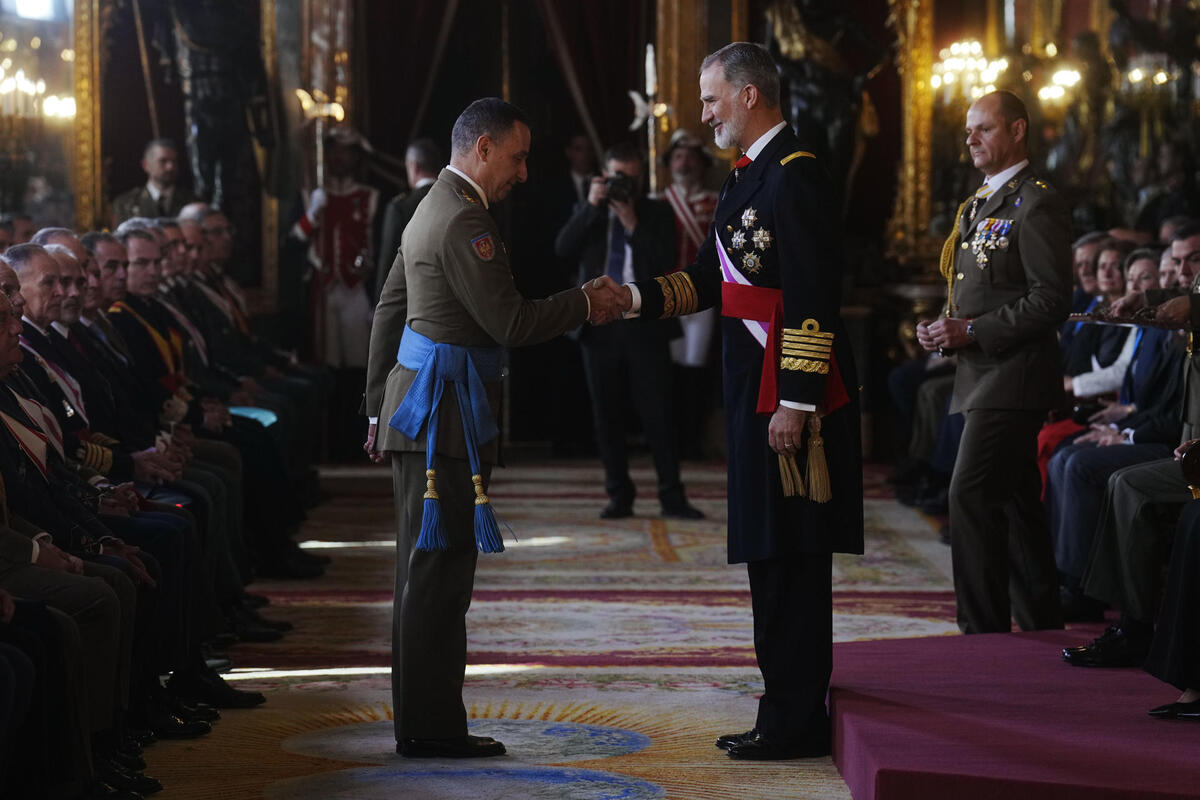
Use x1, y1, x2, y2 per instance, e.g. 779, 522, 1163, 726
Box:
1046, 249, 1183, 620
1063, 239, 1139, 400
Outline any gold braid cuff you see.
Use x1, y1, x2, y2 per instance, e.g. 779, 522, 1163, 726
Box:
655, 272, 699, 318
781, 319, 832, 372
77, 441, 114, 474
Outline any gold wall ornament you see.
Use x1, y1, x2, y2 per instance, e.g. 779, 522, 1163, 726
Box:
884, 0, 939, 268
73, 0, 104, 230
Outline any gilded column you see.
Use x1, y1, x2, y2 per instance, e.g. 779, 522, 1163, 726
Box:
656, 0, 709, 188
73, 0, 103, 229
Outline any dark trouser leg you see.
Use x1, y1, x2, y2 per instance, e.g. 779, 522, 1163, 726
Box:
625, 335, 684, 506
950, 409, 1061, 633
580, 334, 634, 504
392, 452, 483, 742
1144, 500, 1200, 691
1083, 458, 1190, 622
747, 552, 833, 742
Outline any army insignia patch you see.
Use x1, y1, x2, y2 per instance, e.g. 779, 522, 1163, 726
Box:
742, 252, 763, 274
731, 229, 747, 250
752, 228, 773, 250
471, 233, 495, 261
741, 207, 758, 228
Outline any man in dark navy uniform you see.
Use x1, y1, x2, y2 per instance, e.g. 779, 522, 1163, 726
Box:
613, 42, 863, 760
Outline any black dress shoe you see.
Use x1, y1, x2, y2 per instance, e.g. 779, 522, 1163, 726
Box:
241, 592, 270, 609
600, 501, 633, 519
1062, 626, 1149, 668
96, 760, 163, 795
1151, 699, 1200, 719
715, 728, 757, 750
88, 780, 144, 799
124, 728, 155, 749
661, 501, 704, 519
136, 703, 212, 739
228, 607, 285, 643
726, 731, 830, 760
168, 669, 267, 709
398, 734, 506, 758
111, 748, 147, 772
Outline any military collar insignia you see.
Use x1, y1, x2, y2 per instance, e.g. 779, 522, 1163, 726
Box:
457, 188, 480, 205
471, 233, 495, 261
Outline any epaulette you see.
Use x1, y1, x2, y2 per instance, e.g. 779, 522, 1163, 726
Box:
780, 150, 816, 166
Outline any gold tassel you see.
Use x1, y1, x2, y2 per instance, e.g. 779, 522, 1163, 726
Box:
424, 469, 439, 500
778, 451, 806, 497
805, 415, 832, 503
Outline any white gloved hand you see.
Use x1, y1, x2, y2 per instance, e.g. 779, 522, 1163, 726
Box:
307, 187, 327, 221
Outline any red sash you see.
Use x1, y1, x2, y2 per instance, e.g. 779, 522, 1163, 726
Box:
720, 282, 848, 415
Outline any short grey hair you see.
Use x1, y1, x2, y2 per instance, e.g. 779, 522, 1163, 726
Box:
450, 97, 529, 158
700, 42, 780, 109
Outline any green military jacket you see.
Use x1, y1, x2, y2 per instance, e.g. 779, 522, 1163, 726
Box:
945, 167, 1072, 413
364, 168, 589, 462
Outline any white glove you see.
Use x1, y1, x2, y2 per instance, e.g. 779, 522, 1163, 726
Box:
307, 187, 327, 221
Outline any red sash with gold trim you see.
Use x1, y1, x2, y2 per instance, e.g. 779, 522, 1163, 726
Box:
720, 282, 848, 415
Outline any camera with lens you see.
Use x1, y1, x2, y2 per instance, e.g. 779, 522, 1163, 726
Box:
604, 172, 636, 204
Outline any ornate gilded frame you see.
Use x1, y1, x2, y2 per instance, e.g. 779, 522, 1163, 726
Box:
885, 0, 937, 269
72, 0, 104, 231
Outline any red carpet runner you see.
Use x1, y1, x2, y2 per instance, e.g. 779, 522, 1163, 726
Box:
831, 630, 1200, 800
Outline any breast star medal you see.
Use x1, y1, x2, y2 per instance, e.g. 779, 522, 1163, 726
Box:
730, 229, 747, 250
742, 252, 763, 274
741, 207, 758, 228
752, 228, 772, 250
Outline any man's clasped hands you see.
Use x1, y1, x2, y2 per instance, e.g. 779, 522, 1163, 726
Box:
582, 275, 634, 325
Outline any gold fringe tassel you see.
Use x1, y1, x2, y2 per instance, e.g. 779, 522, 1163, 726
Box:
778, 452, 806, 498
805, 415, 832, 503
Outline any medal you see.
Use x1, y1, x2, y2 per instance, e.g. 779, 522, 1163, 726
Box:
752, 228, 773, 250
730, 230, 747, 250
741, 207, 758, 228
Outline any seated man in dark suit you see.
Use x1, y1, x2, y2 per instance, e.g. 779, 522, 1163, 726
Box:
555, 143, 701, 520
111, 139, 194, 226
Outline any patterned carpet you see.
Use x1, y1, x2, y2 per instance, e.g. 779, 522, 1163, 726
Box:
144, 459, 958, 799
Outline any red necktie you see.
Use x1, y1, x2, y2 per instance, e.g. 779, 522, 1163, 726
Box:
735, 155, 752, 168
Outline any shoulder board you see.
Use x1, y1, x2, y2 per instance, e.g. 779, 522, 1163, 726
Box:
780, 150, 816, 166
455, 188, 481, 206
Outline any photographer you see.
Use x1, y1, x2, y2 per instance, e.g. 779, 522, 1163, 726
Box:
555, 143, 702, 520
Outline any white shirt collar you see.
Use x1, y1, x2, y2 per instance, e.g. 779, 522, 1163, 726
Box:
20, 316, 48, 337
744, 121, 788, 162
414, 176, 436, 189
51, 321, 71, 337
983, 159, 1029, 194
146, 182, 169, 202
446, 165, 489, 209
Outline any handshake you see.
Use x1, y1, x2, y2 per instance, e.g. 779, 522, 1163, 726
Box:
583, 275, 633, 325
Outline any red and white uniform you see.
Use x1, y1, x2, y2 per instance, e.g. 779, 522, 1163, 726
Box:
294, 179, 379, 367
661, 184, 718, 367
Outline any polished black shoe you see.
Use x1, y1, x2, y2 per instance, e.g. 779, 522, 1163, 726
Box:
725, 731, 830, 760
1059, 585, 1105, 623
137, 703, 212, 739
167, 670, 266, 709
87, 780, 144, 799
1062, 627, 1149, 668
715, 728, 757, 750
124, 728, 155, 749
398, 734, 506, 758
600, 500, 633, 519
661, 502, 704, 520
229, 607, 285, 643
1151, 699, 1200, 719
111, 747, 147, 772
96, 760, 163, 795
1063, 624, 1123, 657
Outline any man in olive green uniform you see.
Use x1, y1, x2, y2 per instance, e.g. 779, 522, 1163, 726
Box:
918, 91, 1071, 634
363, 98, 620, 758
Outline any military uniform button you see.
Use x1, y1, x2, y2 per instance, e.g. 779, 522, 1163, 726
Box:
727, 225, 733, 232
956, 273, 964, 280
960, 242, 969, 250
